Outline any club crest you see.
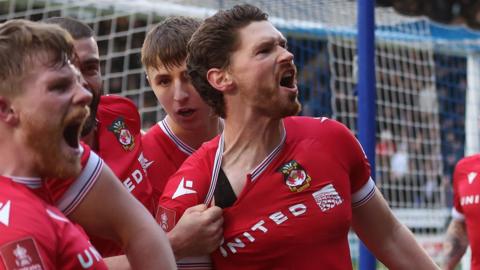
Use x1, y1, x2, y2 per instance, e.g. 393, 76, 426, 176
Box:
278, 160, 311, 192
108, 117, 135, 151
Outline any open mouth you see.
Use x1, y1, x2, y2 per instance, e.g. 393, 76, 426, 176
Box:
63, 121, 82, 149
279, 70, 296, 88
177, 108, 196, 117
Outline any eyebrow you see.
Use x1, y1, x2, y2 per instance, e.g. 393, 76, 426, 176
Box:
253, 36, 287, 50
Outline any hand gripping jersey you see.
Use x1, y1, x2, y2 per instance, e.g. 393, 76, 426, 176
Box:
142, 118, 193, 209
0, 176, 107, 270
143, 119, 210, 269
158, 117, 376, 270
452, 154, 480, 270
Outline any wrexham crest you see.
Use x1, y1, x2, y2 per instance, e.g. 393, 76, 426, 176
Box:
108, 117, 135, 151
278, 160, 311, 192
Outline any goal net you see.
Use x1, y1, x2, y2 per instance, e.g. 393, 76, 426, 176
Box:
2, 0, 478, 267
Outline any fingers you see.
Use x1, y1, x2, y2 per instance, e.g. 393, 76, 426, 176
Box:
183, 204, 208, 214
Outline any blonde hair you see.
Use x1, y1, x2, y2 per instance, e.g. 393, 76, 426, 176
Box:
0, 19, 74, 96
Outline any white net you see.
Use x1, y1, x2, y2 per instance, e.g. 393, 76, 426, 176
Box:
2, 0, 477, 267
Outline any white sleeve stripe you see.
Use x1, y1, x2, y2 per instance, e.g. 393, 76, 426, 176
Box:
451, 207, 465, 221
352, 177, 376, 208
56, 151, 104, 216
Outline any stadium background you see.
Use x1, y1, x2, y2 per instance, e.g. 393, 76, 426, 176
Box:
3, 0, 480, 269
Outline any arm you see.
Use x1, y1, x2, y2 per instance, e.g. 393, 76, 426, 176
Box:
68, 164, 176, 270
352, 188, 439, 269
442, 219, 468, 270
167, 204, 223, 259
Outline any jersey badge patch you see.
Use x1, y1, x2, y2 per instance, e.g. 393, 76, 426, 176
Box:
312, 184, 343, 212
278, 160, 311, 192
155, 206, 176, 232
108, 117, 135, 151
0, 238, 45, 270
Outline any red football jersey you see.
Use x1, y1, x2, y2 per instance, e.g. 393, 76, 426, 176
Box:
142, 119, 192, 208
96, 95, 154, 213
452, 154, 480, 270
0, 176, 107, 270
43, 143, 103, 215
158, 117, 374, 270
89, 95, 155, 256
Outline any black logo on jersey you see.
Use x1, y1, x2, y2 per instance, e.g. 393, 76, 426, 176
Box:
108, 117, 135, 151
278, 160, 311, 192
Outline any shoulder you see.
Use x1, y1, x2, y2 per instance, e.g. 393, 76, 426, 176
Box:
453, 154, 480, 183
285, 116, 353, 139
99, 95, 139, 114
456, 154, 480, 169
0, 179, 54, 235
98, 95, 141, 129
142, 122, 163, 146
192, 135, 221, 159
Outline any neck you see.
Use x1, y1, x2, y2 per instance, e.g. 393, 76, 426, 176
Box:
0, 136, 38, 178
166, 115, 222, 150
222, 110, 284, 171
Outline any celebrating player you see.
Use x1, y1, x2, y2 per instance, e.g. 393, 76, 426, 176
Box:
443, 154, 480, 270
46, 16, 221, 264
141, 17, 224, 262
159, 4, 439, 269
0, 19, 107, 269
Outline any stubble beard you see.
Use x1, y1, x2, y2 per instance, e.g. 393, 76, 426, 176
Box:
23, 116, 81, 179
254, 86, 302, 119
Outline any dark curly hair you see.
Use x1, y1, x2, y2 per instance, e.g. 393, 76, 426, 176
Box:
187, 4, 268, 118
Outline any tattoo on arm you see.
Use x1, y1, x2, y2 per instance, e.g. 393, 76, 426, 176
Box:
443, 220, 468, 269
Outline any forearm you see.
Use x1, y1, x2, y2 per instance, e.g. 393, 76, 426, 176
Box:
69, 165, 176, 269
378, 222, 439, 269
442, 220, 468, 270
352, 189, 438, 269
123, 223, 176, 270
103, 255, 131, 270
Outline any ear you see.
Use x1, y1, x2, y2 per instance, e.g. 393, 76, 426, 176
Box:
0, 96, 18, 126
207, 68, 233, 93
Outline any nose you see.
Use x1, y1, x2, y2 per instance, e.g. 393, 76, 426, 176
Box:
173, 80, 189, 102
74, 82, 93, 107
278, 47, 294, 64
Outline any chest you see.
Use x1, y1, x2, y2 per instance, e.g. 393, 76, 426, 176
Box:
217, 141, 353, 258
457, 171, 480, 216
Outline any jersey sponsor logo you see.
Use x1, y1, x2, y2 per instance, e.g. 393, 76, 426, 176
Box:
172, 177, 197, 199
312, 184, 343, 212
460, 194, 480, 206
468, 172, 477, 184
155, 206, 176, 232
0, 200, 11, 226
108, 117, 135, 151
219, 203, 307, 257
0, 238, 45, 270
122, 169, 144, 193
77, 246, 103, 269
277, 160, 311, 192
